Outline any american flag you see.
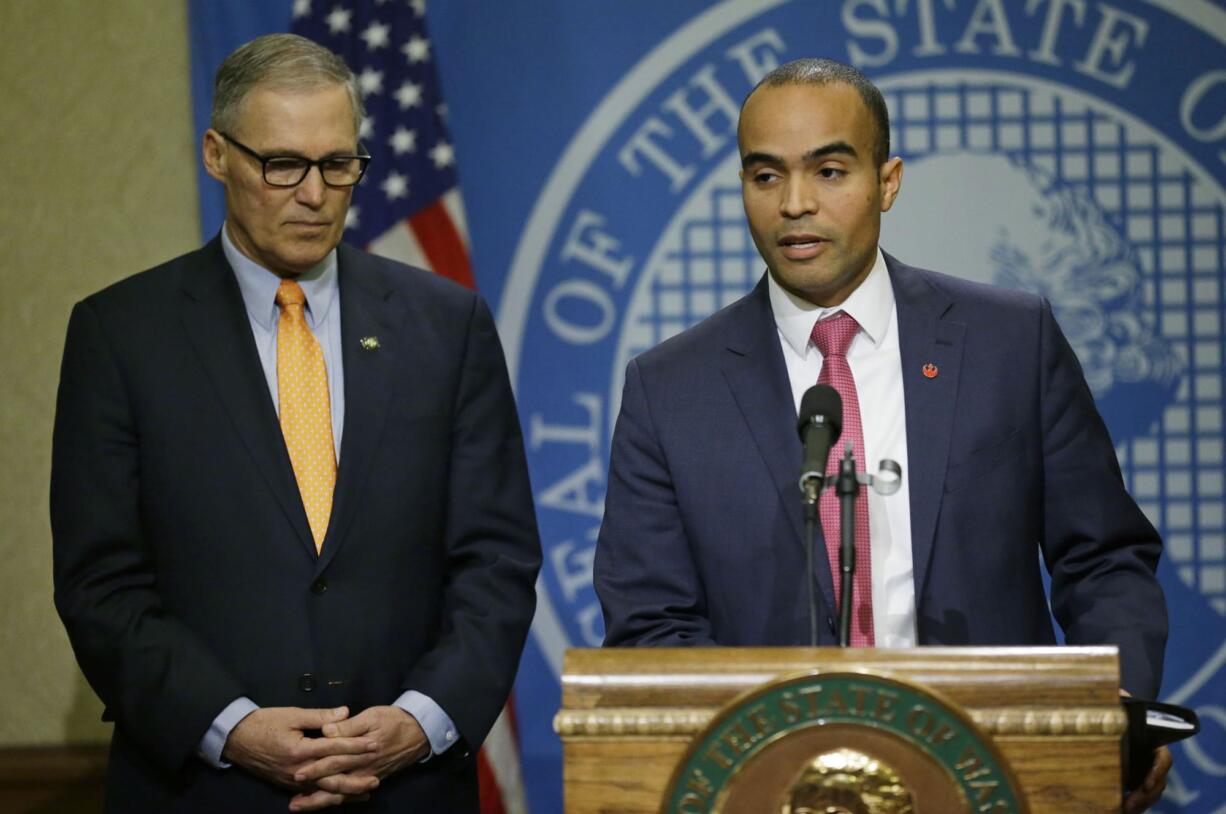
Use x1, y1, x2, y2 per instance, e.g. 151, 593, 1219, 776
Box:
291, 2, 527, 812
292, 0, 474, 288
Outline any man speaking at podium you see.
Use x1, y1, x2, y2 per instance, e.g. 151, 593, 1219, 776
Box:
594, 58, 1169, 811
51, 34, 540, 812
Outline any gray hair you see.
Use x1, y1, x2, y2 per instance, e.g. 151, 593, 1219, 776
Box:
745, 58, 890, 167
210, 33, 363, 137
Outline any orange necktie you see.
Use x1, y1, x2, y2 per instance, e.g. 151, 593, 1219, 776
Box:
275, 279, 336, 553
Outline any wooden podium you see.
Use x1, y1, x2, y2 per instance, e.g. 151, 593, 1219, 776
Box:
555, 647, 1126, 813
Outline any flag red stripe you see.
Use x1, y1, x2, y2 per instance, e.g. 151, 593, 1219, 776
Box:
477, 748, 509, 814
408, 199, 475, 289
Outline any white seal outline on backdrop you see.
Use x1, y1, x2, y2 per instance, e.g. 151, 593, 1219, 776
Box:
498, 0, 1226, 678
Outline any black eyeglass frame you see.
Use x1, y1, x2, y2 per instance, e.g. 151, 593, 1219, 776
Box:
219, 132, 372, 188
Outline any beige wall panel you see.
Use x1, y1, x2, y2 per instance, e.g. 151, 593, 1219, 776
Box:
0, 0, 200, 746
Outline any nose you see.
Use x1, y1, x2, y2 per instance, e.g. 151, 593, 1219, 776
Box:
295, 165, 328, 208
780, 176, 818, 219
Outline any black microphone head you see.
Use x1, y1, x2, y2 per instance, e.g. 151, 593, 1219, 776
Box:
797, 384, 843, 441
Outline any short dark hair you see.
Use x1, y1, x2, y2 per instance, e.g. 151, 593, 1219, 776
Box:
744, 58, 890, 167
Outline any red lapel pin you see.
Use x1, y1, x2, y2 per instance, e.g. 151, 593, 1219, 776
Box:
922, 363, 939, 379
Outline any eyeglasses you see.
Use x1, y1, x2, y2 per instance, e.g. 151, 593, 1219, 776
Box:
220, 132, 371, 188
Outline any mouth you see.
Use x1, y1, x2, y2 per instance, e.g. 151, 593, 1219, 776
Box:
286, 220, 331, 234
778, 233, 828, 260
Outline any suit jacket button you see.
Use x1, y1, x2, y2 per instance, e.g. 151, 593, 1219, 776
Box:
311, 578, 328, 595
299, 673, 316, 692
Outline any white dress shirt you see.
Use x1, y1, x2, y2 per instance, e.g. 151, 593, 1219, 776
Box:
767, 249, 917, 647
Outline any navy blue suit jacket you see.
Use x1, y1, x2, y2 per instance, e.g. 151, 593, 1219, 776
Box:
595, 254, 1166, 697
51, 238, 541, 812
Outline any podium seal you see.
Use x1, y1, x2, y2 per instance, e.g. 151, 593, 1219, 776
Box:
662, 671, 1026, 814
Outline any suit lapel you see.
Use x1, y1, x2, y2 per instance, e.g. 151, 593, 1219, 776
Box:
721, 276, 838, 618
178, 239, 316, 555
316, 247, 399, 573
888, 254, 965, 601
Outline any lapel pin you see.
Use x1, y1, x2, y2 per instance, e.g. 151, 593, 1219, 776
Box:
922, 363, 939, 379
360, 336, 380, 351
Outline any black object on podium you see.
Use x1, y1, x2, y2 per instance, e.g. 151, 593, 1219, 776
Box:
1122, 696, 1200, 791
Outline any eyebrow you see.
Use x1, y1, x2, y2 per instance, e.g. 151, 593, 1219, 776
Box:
263, 146, 363, 159
740, 141, 858, 170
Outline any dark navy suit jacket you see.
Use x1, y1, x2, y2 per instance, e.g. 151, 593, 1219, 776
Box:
595, 254, 1166, 697
51, 238, 541, 812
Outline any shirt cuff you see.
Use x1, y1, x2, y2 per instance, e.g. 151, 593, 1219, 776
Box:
393, 690, 459, 758
198, 696, 260, 768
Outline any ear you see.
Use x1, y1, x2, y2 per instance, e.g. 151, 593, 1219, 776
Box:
878, 156, 903, 213
202, 129, 227, 183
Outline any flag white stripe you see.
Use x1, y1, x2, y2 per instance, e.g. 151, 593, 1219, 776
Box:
483, 704, 528, 814
369, 219, 431, 270
442, 187, 470, 245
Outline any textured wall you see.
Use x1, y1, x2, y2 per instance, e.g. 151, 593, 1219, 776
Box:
0, 1, 200, 745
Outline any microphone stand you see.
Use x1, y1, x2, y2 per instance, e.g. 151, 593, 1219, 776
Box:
799, 449, 902, 648
801, 481, 820, 648
835, 443, 859, 647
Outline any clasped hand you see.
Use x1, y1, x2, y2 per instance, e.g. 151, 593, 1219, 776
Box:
222, 705, 430, 811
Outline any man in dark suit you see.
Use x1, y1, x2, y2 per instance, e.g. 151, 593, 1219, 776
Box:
593, 58, 1170, 811
51, 34, 540, 812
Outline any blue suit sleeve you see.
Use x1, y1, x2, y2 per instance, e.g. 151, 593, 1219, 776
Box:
595, 358, 716, 647
396, 295, 541, 749
52, 301, 249, 772
1036, 298, 1168, 696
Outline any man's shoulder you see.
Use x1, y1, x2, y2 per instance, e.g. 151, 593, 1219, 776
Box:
886, 253, 1046, 323
78, 241, 225, 316
631, 280, 767, 373
337, 243, 477, 310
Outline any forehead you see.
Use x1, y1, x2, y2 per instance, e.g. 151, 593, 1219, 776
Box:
234, 82, 357, 149
737, 82, 874, 157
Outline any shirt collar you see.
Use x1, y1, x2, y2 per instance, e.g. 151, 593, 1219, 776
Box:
767, 248, 893, 357
221, 222, 339, 331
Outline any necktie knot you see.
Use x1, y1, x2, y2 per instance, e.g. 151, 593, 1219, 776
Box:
810, 311, 859, 358
275, 279, 307, 309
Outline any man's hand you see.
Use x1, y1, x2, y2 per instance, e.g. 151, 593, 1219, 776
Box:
1124, 744, 1172, 813
288, 706, 431, 811
221, 706, 379, 807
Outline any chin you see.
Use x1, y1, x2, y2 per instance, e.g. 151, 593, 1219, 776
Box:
276, 255, 325, 276
286, 242, 334, 264
776, 268, 829, 293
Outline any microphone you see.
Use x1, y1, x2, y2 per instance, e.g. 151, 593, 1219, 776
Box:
796, 384, 843, 647
797, 384, 843, 502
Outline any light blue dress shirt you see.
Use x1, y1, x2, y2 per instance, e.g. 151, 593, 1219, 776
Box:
198, 226, 459, 767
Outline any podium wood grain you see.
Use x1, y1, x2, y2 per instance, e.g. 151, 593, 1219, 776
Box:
555, 647, 1125, 813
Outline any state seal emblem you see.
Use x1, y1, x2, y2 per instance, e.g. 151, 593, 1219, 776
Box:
663, 672, 1024, 814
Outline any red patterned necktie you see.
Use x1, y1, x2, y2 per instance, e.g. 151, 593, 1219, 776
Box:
810, 311, 874, 646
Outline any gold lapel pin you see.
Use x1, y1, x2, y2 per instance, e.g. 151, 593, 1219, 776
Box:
360, 336, 380, 351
